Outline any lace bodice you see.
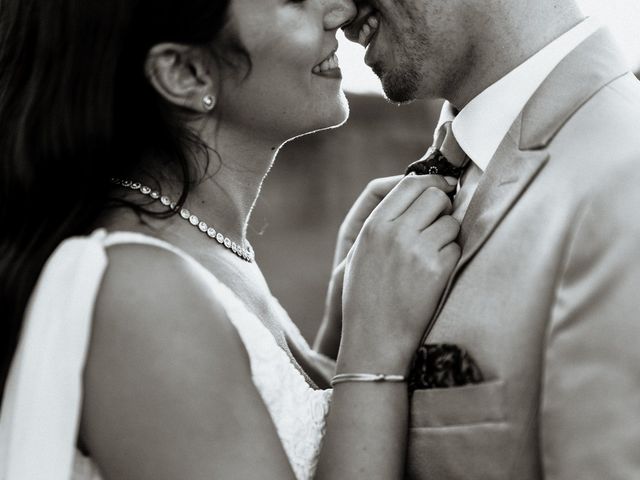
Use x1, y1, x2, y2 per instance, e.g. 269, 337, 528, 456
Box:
0, 230, 333, 480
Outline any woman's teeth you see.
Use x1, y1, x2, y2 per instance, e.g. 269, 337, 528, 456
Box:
358, 15, 379, 48
313, 53, 340, 74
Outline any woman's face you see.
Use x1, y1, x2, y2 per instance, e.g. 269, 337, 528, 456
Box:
218, 0, 357, 141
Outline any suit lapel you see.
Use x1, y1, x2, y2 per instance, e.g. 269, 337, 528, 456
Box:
420, 27, 631, 342
427, 120, 549, 326
457, 120, 549, 268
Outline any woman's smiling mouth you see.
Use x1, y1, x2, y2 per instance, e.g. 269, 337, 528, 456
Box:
312, 50, 342, 79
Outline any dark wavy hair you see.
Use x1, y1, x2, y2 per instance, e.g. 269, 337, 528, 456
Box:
0, 0, 235, 392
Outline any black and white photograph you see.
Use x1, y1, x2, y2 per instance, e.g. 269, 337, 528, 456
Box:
1, 0, 639, 478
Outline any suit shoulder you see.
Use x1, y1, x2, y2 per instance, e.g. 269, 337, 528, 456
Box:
582, 73, 640, 141
603, 72, 640, 108
548, 75, 640, 190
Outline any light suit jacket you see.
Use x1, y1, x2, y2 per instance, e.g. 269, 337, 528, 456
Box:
407, 28, 640, 480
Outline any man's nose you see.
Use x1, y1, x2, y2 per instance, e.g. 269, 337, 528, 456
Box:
324, 0, 358, 31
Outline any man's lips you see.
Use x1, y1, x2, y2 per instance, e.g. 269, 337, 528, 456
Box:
343, 6, 379, 47
358, 14, 379, 48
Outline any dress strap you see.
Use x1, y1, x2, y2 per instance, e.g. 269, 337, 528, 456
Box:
0, 230, 109, 480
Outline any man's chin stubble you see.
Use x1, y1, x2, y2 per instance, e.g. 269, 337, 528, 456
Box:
378, 68, 421, 104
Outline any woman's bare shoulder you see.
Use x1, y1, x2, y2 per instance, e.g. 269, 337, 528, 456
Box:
94, 241, 231, 338
81, 242, 294, 479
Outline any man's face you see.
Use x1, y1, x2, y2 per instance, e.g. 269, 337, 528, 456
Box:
344, 0, 473, 103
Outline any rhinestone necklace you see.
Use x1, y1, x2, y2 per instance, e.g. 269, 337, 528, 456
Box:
111, 178, 255, 262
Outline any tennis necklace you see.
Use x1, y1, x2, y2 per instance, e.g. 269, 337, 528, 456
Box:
111, 178, 254, 262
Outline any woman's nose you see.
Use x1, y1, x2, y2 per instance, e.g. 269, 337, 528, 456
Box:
324, 0, 358, 31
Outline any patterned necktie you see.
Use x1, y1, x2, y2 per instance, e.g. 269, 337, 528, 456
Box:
405, 122, 469, 199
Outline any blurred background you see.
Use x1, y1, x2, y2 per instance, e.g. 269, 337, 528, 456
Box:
252, 1, 640, 342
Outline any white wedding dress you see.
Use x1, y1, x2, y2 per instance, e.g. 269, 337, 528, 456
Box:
0, 229, 333, 480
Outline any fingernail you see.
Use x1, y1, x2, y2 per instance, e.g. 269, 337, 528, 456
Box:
444, 176, 458, 186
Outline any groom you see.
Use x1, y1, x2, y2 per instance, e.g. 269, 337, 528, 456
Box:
345, 0, 640, 478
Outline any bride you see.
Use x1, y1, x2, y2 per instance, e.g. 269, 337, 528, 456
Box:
0, 0, 460, 478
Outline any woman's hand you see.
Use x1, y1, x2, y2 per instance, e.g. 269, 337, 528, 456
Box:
316, 176, 403, 358
315, 174, 454, 358
332, 175, 404, 270
339, 174, 461, 375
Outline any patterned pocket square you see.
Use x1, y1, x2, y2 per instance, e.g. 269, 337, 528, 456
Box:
409, 343, 484, 391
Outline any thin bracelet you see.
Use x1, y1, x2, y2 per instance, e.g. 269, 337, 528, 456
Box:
330, 373, 407, 387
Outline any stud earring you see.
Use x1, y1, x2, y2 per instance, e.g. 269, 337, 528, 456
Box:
202, 94, 216, 111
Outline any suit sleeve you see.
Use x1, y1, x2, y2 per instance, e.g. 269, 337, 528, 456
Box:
541, 177, 640, 479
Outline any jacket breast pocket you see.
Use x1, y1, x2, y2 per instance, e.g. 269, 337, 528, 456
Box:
410, 379, 506, 428
407, 381, 512, 480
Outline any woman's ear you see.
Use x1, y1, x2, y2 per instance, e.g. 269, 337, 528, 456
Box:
145, 43, 218, 113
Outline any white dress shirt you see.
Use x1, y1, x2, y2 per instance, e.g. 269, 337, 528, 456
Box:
434, 17, 601, 220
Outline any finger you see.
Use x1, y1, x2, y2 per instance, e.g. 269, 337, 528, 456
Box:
344, 175, 404, 223
368, 175, 456, 223
393, 186, 453, 230
325, 260, 346, 317
335, 175, 404, 267
421, 215, 460, 250
384, 177, 455, 226
439, 242, 462, 267
339, 176, 403, 242
362, 175, 405, 203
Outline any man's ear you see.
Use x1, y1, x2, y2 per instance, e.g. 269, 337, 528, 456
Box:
145, 43, 218, 113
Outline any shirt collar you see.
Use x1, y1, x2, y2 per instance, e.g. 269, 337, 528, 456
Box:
434, 17, 600, 172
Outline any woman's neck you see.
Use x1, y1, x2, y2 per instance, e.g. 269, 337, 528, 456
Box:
112, 117, 284, 251
176, 120, 283, 245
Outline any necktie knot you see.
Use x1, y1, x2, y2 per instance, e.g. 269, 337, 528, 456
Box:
405, 121, 468, 179
439, 122, 467, 168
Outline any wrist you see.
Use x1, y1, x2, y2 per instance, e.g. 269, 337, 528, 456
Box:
338, 323, 416, 376
330, 372, 407, 387
336, 348, 411, 377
